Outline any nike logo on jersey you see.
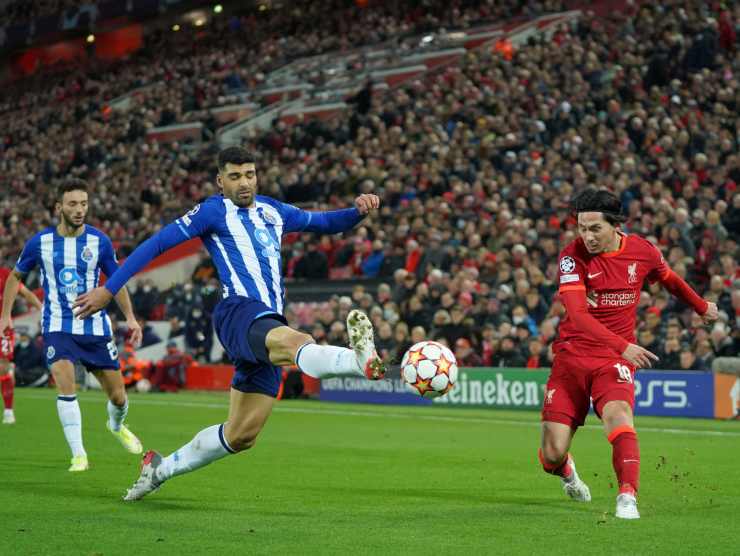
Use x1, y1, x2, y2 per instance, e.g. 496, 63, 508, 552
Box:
587, 272, 602, 279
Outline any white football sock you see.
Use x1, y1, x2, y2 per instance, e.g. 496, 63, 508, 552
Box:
107, 399, 128, 432
57, 396, 86, 457
156, 424, 234, 482
295, 343, 363, 378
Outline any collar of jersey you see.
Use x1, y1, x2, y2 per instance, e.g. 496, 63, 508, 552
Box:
599, 231, 627, 258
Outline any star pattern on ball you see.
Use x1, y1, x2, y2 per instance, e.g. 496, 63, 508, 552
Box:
413, 378, 432, 395
407, 349, 424, 365
436, 355, 452, 375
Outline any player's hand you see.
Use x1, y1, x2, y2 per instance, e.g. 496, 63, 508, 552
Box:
72, 287, 114, 320
126, 318, 143, 349
701, 301, 719, 325
622, 343, 659, 369
355, 194, 381, 215
0, 317, 12, 335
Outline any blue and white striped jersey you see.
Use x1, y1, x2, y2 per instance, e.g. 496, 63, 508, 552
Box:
15, 225, 117, 336
105, 194, 363, 315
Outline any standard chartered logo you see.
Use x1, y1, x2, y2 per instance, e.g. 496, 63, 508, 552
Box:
435, 372, 543, 407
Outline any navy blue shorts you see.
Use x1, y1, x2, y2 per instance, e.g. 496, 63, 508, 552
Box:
44, 332, 121, 372
213, 296, 287, 397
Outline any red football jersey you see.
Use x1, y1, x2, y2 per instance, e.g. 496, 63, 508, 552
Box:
553, 233, 669, 358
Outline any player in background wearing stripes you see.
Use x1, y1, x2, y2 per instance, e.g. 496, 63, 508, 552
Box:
74, 147, 387, 501
539, 188, 718, 519
0, 180, 144, 471
0, 266, 43, 424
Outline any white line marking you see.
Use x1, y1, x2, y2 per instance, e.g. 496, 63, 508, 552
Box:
17, 392, 740, 438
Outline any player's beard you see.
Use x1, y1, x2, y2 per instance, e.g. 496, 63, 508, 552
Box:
61, 211, 85, 232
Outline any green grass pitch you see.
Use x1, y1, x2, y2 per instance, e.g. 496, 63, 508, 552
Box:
2, 389, 739, 555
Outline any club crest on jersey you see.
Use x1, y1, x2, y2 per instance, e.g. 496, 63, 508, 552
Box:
81, 247, 94, 262
46, 346, 55, 360
559, 256, 575, 273
262, 211, 277, 225
627, 262, 638, 284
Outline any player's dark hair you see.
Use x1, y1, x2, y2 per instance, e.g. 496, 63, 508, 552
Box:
56, 178, 88, 201
571, 187, 626, 226
217, 146, 256, 171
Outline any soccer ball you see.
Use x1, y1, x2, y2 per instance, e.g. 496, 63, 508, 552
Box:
401, 341, 458, 398
135, 378, 152, 393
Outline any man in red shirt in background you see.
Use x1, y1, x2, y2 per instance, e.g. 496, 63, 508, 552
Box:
0, 266, 43, 424
151, 341, 193, 393
539, 188, 718, 520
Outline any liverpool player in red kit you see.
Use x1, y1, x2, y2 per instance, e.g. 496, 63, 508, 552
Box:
539, 189, 718, 519
0, 266, 43, 424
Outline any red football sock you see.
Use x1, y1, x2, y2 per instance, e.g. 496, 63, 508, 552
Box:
538, 448, 572, 479
608, 425, 640, 495
1, 375, 13, 410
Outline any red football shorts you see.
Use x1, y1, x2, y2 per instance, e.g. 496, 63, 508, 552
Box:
541, 351, 636, 429
0, 329, 14, 362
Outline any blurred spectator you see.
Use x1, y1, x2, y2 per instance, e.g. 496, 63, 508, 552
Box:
151, 341, 193, 393
139, 319, 162, 349
454, 338, 483, 367
185, 307, 213, 362
119, 342, 151, 389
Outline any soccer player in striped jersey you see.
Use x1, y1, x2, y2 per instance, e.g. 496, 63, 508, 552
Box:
0, 179, 144, 471
0, 266, 43, 424
74, 147, 387, 500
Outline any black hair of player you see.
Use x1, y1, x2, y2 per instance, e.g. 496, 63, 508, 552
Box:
571, 187, 626, 226
57, 178, 88, 201
218, 146, 256, 171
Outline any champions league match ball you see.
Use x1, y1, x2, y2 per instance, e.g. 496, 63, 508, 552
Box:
401, 341, 458, 398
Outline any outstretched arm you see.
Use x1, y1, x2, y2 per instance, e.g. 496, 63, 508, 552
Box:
285, 194, 380, 234
73, 222, 194, 319
657, 270, 717, 323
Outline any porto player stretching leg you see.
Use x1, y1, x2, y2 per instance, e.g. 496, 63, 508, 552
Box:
539, 188, 718, 519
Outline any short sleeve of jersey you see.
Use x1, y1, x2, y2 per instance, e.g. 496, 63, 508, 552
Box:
645, 242, 670, 284
174, 197, 221, 239
99, 235, 119, 278
273, 200, 311, 233
15, 234, 40, 274
557, 244, 587, 294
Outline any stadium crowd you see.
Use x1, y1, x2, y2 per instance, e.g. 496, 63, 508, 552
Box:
2, 0, 738, 380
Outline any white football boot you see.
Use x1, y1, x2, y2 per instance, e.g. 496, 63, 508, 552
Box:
2, 409, 15, 424
346, 310, 386, 380
124, 450, 164, 501
561, 457, 592, 502
615, 493, 640, 519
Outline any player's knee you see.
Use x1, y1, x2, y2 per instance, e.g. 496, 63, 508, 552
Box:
602, 400, 632, 429
540, 444, 567, 467
289, 331, 314, 354
109, 390, 127, 407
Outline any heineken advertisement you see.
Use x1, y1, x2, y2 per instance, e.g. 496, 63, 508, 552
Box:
320, 368, 549, 408
433, 369, 548, 408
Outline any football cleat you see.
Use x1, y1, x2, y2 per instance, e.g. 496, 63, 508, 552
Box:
615, 493, 640, 519
2, 409, 15, 425
107, 422, 143, 454
69, 455, 89, 472
347, 309, 386, 380
123, 450, 163, 501
561, 457, 591, 502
